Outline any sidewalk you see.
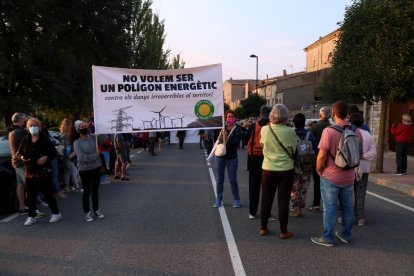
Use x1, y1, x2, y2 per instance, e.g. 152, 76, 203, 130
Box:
368, 151, 414, 197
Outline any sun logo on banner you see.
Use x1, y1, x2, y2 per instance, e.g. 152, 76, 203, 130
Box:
194, 100, 214, 120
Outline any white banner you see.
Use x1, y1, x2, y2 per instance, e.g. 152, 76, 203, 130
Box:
92, 64, 224, 134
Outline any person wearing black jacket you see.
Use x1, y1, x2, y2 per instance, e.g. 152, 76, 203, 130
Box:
245, 105, 272, 218
213, 110, 246, 208
18, 117, 62, 226
308, 106, 331, 212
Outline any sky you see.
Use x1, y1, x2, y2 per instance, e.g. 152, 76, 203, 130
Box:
151, 0, 354, 81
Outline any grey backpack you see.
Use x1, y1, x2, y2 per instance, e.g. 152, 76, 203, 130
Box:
329, 125, 361, 170
295, 132, 316, 167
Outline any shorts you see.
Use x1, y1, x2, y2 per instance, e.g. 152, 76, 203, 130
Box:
15, 167, 26, 184
116, 150, 128, 164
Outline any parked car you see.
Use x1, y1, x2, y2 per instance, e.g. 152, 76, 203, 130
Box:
305, 118, 319, 128
0, 131, 11, 165
0, 131, 17, 215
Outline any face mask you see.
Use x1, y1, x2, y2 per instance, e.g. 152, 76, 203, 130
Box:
79, 128, 88, 135
226, 117, 236, 125
29, 126, 39, 135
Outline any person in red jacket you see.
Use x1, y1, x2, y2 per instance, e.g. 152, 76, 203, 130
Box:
390, 114, 414, 175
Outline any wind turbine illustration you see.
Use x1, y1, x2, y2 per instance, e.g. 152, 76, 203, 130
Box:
165, 116, 176, 128
150, 106, 166, 129
177, 115, 186, 128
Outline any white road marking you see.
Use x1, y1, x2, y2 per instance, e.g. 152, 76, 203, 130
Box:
208, 167, 246, 276
367, 191, 414, 212
1, 213, 19, 223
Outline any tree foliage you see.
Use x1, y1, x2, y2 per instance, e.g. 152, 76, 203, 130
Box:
331, 0, 414, 103
0, 0, 181, 125
169, 53, 186, 69
239, 93, 267, 119
326, 0, 414, 172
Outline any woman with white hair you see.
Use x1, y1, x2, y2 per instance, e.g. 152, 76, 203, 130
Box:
259, 104, 297, 239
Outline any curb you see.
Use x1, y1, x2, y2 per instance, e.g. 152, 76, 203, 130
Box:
369, 174, 414, 197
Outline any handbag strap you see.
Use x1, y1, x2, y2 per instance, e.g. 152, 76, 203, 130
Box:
221, 125, 237, 144
268, 125, 294, 161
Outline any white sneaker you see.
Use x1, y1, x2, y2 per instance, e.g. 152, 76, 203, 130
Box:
85, 211, 94, 222
101, 180, 111, 185
49, 213, 62, 223
24, 217, 37, 226
95, 210, 105, 219
249, 214, 255, 219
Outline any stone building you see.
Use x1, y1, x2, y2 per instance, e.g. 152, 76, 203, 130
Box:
304, 29, 340, 72
223, 30, 340, 117
223, 79, 256, 110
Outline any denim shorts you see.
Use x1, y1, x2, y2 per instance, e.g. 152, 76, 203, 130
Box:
15, 167, 26, 184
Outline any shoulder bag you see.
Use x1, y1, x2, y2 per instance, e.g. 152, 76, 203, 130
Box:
213, 125, 237, 158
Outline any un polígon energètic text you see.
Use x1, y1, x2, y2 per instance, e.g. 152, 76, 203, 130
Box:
101, 74, 217, 101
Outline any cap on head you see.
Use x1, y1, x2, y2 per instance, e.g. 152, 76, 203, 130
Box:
74, 120, 84, 132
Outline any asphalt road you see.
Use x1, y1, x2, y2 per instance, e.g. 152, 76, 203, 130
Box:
0, 143, 413, 275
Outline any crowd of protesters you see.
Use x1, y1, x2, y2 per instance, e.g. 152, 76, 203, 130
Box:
8, 102, 413, 248
210, 101, 385, 246
7, 113, 137, 225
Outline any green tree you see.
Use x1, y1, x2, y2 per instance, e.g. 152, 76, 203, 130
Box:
169, 53, 186, 69
0, 0, 173, 125
224, 102, 230, 112
329, 0, 414, 172
234, 106, 245, 119
239, 93, 266, 119
130, 1, 170, 69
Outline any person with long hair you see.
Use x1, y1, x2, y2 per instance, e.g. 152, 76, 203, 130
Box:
73, 120, 104, 222
18, 117, 62, 226
60, 118, 80, 191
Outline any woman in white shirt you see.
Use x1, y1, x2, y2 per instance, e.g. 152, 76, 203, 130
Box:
350, 113, 376, 226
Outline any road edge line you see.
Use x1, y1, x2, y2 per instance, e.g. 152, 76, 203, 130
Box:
367, 191, 414, 212
208, 167, 246, 276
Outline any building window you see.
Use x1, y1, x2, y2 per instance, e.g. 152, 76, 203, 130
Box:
327, 52, 333, 63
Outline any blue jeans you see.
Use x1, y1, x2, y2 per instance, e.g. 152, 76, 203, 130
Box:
320, 178, 354, 241
215, 157, 240, 201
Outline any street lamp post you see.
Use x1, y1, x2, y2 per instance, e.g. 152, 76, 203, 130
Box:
250, 54, 258, 93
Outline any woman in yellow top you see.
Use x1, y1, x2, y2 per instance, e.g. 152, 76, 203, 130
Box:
259, 104, 297, 239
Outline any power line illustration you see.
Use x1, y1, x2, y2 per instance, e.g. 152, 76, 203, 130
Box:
109, 106, 133, 131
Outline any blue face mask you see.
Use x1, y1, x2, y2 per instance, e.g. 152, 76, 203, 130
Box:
29, 126, 39, 135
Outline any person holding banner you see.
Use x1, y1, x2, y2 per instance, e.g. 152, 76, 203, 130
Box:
213, 110, 245, 208
73, 120, 104, 222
